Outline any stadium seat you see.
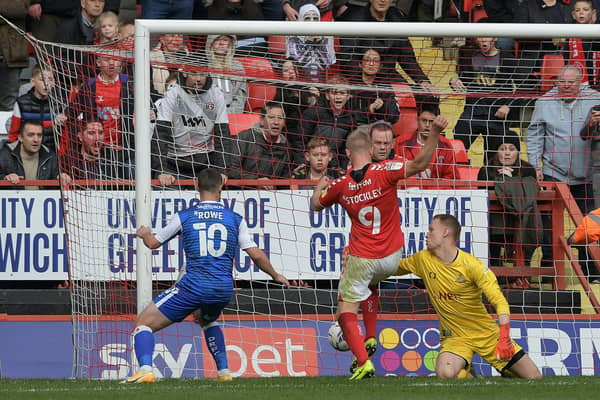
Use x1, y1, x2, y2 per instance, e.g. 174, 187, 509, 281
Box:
228, 112, 261, 136
449, 139, 469, 164
391, 83, 417, 138
540, 54, 565, 92
457, 166, 480, 181
236, 56, 277, 113
267, 36, 287, 56
463, 0, 472, 12
391, 83, 417, 108
392, 107, 418, 139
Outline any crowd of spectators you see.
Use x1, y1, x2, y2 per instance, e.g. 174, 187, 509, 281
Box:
2, 0, 600, 284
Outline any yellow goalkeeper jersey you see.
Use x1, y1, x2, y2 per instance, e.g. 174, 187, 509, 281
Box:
397, 249, 510, 340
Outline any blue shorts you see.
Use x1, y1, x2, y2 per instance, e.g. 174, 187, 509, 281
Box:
154, 286, 229, 323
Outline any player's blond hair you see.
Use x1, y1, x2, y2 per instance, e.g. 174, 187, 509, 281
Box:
345, 129, 371, 153
433, 214, 462, 240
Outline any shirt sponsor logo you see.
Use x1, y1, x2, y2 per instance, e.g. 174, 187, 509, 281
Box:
437, 292, 462, 301
385, 161, 404, 170
347, 178, 372, 191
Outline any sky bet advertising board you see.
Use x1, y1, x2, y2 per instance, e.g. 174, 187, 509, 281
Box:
0, 189, 488, 281
1, 318, 599, 378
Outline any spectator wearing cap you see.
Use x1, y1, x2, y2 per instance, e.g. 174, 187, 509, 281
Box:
206, 34, 248, 114
394, 101, 459, 180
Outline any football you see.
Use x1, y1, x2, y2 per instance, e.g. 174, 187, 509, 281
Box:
327, 322, 350, 351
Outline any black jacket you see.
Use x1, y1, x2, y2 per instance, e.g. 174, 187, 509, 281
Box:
0, 142, 60, 188
456, 45, 520, 117
29, 0, 78, 17
477, 160, 542, 249
301, 104, 357, 170
350, 82, 400, 126
337, 5, 429, 84
55, 11, 96, 90
230, 127, 292, 182
9, 88, 56, 152
67, 146, 127, 183
273, 84, 315, 164
482, 0, 524, 23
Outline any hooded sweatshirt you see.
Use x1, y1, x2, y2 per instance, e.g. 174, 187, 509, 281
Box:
206, 34, 248, 114
526, 85, 600, 184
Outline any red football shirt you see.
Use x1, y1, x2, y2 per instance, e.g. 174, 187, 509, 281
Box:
95, 78, 122, 147
394, 132, 458, 179
318, 161, 406, 258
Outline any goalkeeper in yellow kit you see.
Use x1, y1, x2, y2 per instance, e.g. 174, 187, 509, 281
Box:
396, 214, 542, 379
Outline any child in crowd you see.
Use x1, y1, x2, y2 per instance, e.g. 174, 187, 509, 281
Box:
301, 75, 357, 170
291, 137, 338, 188
95, 11, 120, 44
9, 65, 65, 153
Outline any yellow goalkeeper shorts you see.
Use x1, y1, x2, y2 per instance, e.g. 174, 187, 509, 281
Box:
440, 333, 523, 373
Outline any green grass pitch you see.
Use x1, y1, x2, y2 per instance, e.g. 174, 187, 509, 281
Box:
1, 376, 599, 400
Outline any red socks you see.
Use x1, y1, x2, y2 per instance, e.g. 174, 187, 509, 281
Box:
339, 312, 368, 365
360, 288, 379, 340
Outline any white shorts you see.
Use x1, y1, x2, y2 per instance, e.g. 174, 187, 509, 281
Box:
338, 248, 403, 303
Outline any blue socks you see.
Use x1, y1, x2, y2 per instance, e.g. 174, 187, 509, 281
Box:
204, 322, 228, 371
133, 325, 154, 368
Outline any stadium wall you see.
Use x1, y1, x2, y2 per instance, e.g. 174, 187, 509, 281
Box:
0, 189, 487, 281
1, 316, 600, 378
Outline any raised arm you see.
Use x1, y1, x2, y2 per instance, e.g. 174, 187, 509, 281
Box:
311, 175, 330, 211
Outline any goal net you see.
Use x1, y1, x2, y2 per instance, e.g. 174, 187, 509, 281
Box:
25, 19, 600, 379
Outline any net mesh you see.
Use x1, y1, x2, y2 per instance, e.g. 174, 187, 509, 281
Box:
23, 24, 600, 378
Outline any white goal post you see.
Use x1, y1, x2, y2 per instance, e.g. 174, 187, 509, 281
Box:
133, 20, 600, 314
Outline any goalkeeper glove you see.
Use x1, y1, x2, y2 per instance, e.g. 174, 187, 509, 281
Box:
495, 323, 516, 361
